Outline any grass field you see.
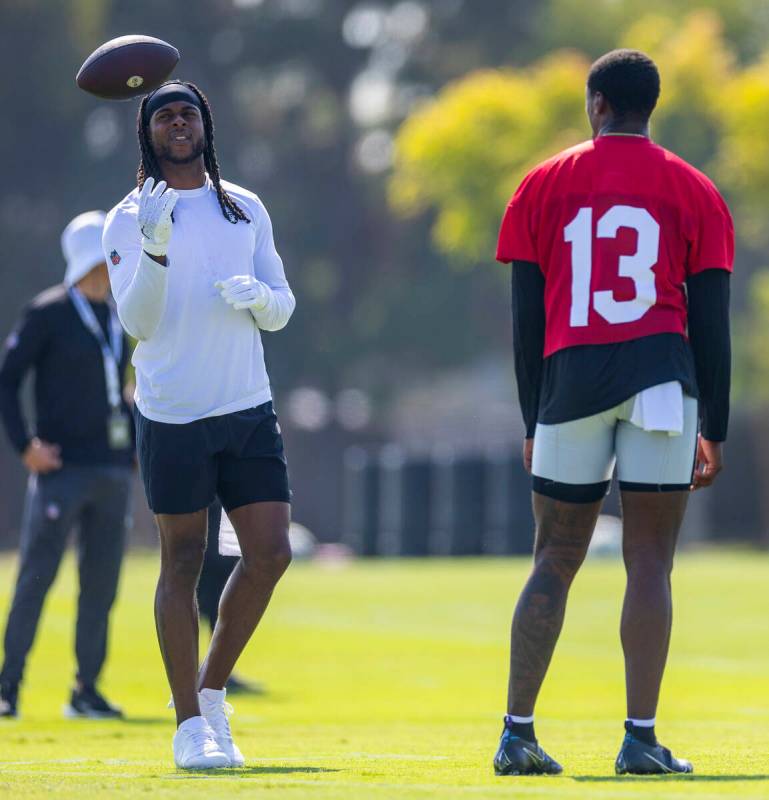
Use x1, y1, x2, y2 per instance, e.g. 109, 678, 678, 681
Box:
0, 548, 767, 799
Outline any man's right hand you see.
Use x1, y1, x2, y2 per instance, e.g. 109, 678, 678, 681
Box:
22, 438, 62, 474
137, 177, 178, 258
691, 436, 723, 490
523, 437, 534, 474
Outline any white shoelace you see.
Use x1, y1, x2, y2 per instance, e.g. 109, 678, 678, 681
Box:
205, 701, 234, 742
186, 725, 220, 754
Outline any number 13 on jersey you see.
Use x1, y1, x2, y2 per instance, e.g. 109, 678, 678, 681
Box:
564, 205, 660, 327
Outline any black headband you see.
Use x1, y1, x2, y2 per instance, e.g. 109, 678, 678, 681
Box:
143, 82, 202, 123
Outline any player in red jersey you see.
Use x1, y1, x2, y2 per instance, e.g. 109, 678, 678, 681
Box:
493, 50, 732, 776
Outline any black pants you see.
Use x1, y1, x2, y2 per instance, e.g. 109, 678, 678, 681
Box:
197, 499, 238, 632
1, 465, 131, 687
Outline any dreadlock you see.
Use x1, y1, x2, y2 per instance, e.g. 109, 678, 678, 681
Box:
136, 81, 250, 225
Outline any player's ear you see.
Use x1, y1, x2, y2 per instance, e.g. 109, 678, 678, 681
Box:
588, 90, 606, 116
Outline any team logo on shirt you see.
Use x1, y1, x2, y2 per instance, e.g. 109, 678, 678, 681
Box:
110, 250, 121, 266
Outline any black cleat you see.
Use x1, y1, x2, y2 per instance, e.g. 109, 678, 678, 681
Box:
0, 683, 18, 718
615, 726, 693, 775
494, 727, 562, 775
64, 685, 123, 719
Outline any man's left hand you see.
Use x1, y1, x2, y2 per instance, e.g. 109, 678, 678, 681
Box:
215, 276, 271, 311
691, 436, 723, 490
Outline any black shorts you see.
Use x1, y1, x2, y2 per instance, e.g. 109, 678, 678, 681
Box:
135, 401, 291, 515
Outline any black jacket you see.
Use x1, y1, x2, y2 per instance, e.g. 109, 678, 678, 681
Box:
0, 285, 134, 465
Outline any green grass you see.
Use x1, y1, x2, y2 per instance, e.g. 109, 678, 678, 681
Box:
0, 549, 767, 798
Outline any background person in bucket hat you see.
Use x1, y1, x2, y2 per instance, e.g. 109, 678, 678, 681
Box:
0, 210, 135, 719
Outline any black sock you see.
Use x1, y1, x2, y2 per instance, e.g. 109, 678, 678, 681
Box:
625, 720, 657, 746
504, 714, 536, 742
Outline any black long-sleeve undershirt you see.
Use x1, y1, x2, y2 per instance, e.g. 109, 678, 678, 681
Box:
686, 269, 731, 441
511, 261, 545, 437
510, 261, 731, 441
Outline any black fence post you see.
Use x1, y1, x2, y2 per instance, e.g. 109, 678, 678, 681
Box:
378, 445, 431, 556
430, 448, 486, 555
341, 446, 380, 556
484, 448, 534, 555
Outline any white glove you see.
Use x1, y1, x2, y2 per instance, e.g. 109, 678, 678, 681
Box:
137, 177, 178, 257
215, 275, 272, 312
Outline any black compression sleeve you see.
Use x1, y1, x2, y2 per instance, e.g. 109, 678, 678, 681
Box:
687, 269, 731, 441
511, 260, 546, 437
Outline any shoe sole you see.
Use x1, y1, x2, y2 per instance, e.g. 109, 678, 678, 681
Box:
616, 767, 693, 775
175, 759, 231, 770
495, 766, 562, 776
616, 761, 694, 776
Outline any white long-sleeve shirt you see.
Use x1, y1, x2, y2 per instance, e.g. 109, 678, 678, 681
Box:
103, 176, 295, 424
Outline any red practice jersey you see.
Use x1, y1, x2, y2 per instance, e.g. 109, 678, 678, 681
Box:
496, 136, 734, 357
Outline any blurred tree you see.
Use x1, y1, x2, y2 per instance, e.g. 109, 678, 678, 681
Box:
714, 53, 769, 246
389, 11, 744, 265
542, 0, 769, 62
389, 52, 589, 265
620, 11, 734, 170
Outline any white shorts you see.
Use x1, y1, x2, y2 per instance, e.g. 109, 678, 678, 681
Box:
532, 394, 698, 503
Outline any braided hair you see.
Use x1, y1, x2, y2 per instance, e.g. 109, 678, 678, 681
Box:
136, 81, 249, 224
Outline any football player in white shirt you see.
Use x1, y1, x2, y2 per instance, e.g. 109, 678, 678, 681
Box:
103, 81, 295, 769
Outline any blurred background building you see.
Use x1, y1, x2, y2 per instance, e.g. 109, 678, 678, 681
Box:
2, 0, 768, 548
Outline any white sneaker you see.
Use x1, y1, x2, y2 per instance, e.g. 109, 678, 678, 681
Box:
198, 687, 245, 767
172, 715, 230, 769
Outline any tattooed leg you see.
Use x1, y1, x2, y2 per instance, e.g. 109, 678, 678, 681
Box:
620, 490, 688, 720
155, 510, 207, 726
507, 493, 602, 716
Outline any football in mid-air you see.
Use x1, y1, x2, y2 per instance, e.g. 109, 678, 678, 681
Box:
76, 35, 179, 100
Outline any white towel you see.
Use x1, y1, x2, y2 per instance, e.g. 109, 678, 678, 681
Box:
629, 381, 684, 436
218, 511, 242, 557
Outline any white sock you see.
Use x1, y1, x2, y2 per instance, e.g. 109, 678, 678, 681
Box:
178, 715, 206, 731
509, 714, 535, 724
627, 717, 655, 727
199, 687, 226, 704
